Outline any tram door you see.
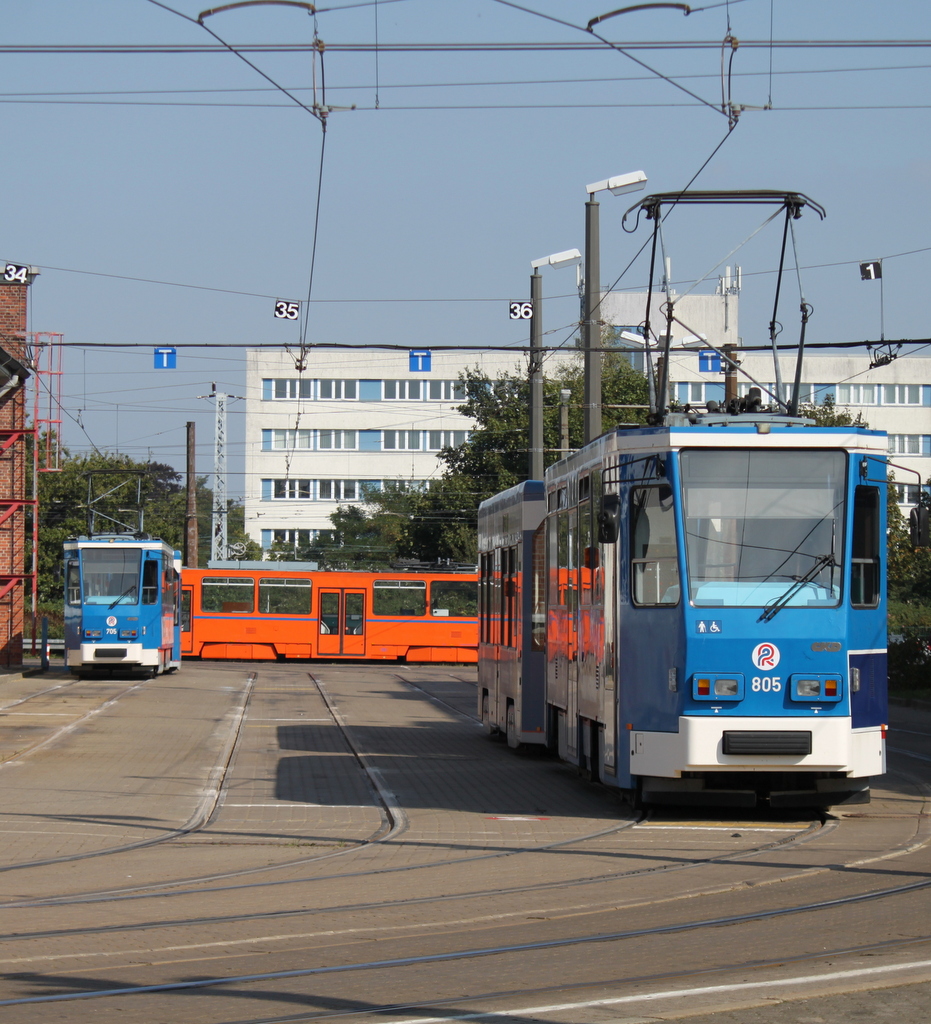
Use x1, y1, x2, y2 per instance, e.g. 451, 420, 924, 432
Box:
318, 589, 366, 656
180, 586, 194, 655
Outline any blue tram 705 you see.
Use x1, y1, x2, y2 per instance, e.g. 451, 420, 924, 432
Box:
478, 415, 888, 808
64, 536, 182, 677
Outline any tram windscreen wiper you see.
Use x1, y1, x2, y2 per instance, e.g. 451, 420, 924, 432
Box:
757, 554, 835, 623
109, 584, 138, 609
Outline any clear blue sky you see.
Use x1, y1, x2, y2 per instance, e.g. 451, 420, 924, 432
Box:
4, 1, 931, 497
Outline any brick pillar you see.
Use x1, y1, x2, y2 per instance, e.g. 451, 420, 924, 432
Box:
0, 280, 30, 666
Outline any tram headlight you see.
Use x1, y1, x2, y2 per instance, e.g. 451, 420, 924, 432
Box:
692, 673, 744, 701
84, 629, 101, 638
119, 629, 138, 639
790, 674, 843, 702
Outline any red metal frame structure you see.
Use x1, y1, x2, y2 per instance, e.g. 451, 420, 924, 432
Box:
181, 566, 478, 663
27, 333, 63, 651
0, 276, 36, 665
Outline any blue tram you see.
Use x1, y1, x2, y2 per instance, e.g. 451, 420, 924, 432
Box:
478, 414, 888, 808
64, 536, 182, 677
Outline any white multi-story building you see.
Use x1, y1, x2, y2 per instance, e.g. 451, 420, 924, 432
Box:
244, 328, 931, 552
667, 348, 931, 506
244, 347, 571, 552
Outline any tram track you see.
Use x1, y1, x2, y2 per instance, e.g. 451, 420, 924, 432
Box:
1, 666, 924, 916
1, 664, 930, 1024
0, 666, 838, 909
0, 670, 257, 872
3, 868, 931, 1010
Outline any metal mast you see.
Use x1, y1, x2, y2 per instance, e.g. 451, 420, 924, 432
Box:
210, 385, 227, 563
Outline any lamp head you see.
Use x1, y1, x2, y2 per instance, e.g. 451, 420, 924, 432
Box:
587, 170, 648, 197
532, 248, 582, 271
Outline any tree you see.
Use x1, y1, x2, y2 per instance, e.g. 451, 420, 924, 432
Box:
292, 351, 651, 567
32, 446, 260, 605
797, 394, 866, 427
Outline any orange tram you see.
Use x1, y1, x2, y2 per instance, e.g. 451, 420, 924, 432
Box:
180, 567, 478, 663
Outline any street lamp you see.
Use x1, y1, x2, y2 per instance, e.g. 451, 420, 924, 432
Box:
582, 170, 647, 443
529, 249, 582, 479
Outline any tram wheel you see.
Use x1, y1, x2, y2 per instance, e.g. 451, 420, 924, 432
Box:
506, 703, 520, 750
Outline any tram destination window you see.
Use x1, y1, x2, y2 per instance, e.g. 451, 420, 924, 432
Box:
631, 486, 680, 606
259, 577, 312, 615
373, 579, 426, 616
680, 450, 844, 608
201, 577, 255, 613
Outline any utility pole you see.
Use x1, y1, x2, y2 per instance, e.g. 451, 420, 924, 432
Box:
185, 421, 198, 567
529, 268, 544, 479
582, 196, 601, 445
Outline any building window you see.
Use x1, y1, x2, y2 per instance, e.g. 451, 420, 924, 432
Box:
383, 430, 422, 450
384, 380, 422, 400
882, 384, 921, 405
318, 480, 358, 501
895, 483, 924, 505
836, 384, 877, 406
318, 379, 357, 400
272, 529, 313, 548
272, 479, 312, 499
888, 435, 924, 455
427, 430, 470, 450
264, 428, 312, 450
265, 378, 312, 400
318, 430, 357, 450
427, 380, 466, 401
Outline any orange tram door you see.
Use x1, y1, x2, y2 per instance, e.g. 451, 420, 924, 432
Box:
317, 588, 366, 657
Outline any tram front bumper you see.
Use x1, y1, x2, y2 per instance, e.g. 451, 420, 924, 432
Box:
629, 715, 885, 778
75, 642, 150, 668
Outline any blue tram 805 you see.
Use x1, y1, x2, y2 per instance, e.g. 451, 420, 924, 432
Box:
479, 415, 888, 809
64, 536, 182, 677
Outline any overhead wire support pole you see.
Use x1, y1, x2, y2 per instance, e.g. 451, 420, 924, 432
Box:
529, 267, 544, 479
212, 386, 227, 564
198, 384, 242, 563
582, 195, 601, 445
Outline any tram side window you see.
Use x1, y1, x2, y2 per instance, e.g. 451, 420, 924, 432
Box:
851, 486, 880, 608
373, 580, 426, 616
430, 580, 477, 617
181, 589, 192, 632
140, 559, 159, 605
201, 577, 255, 613
160, 556, 176, 611
66, 561, 81, 606
479, 553, 492, 642
502, 545, 518, 648
631, 486, 680, 606
531, 523, 545, 652
258, 577, 312, 614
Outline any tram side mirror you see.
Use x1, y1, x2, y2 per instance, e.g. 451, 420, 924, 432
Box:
598, 494, 621, 544
910, 505, 930, 548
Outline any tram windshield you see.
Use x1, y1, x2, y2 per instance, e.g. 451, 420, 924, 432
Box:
81, 548, 142, 606
679, 449, 845, 608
